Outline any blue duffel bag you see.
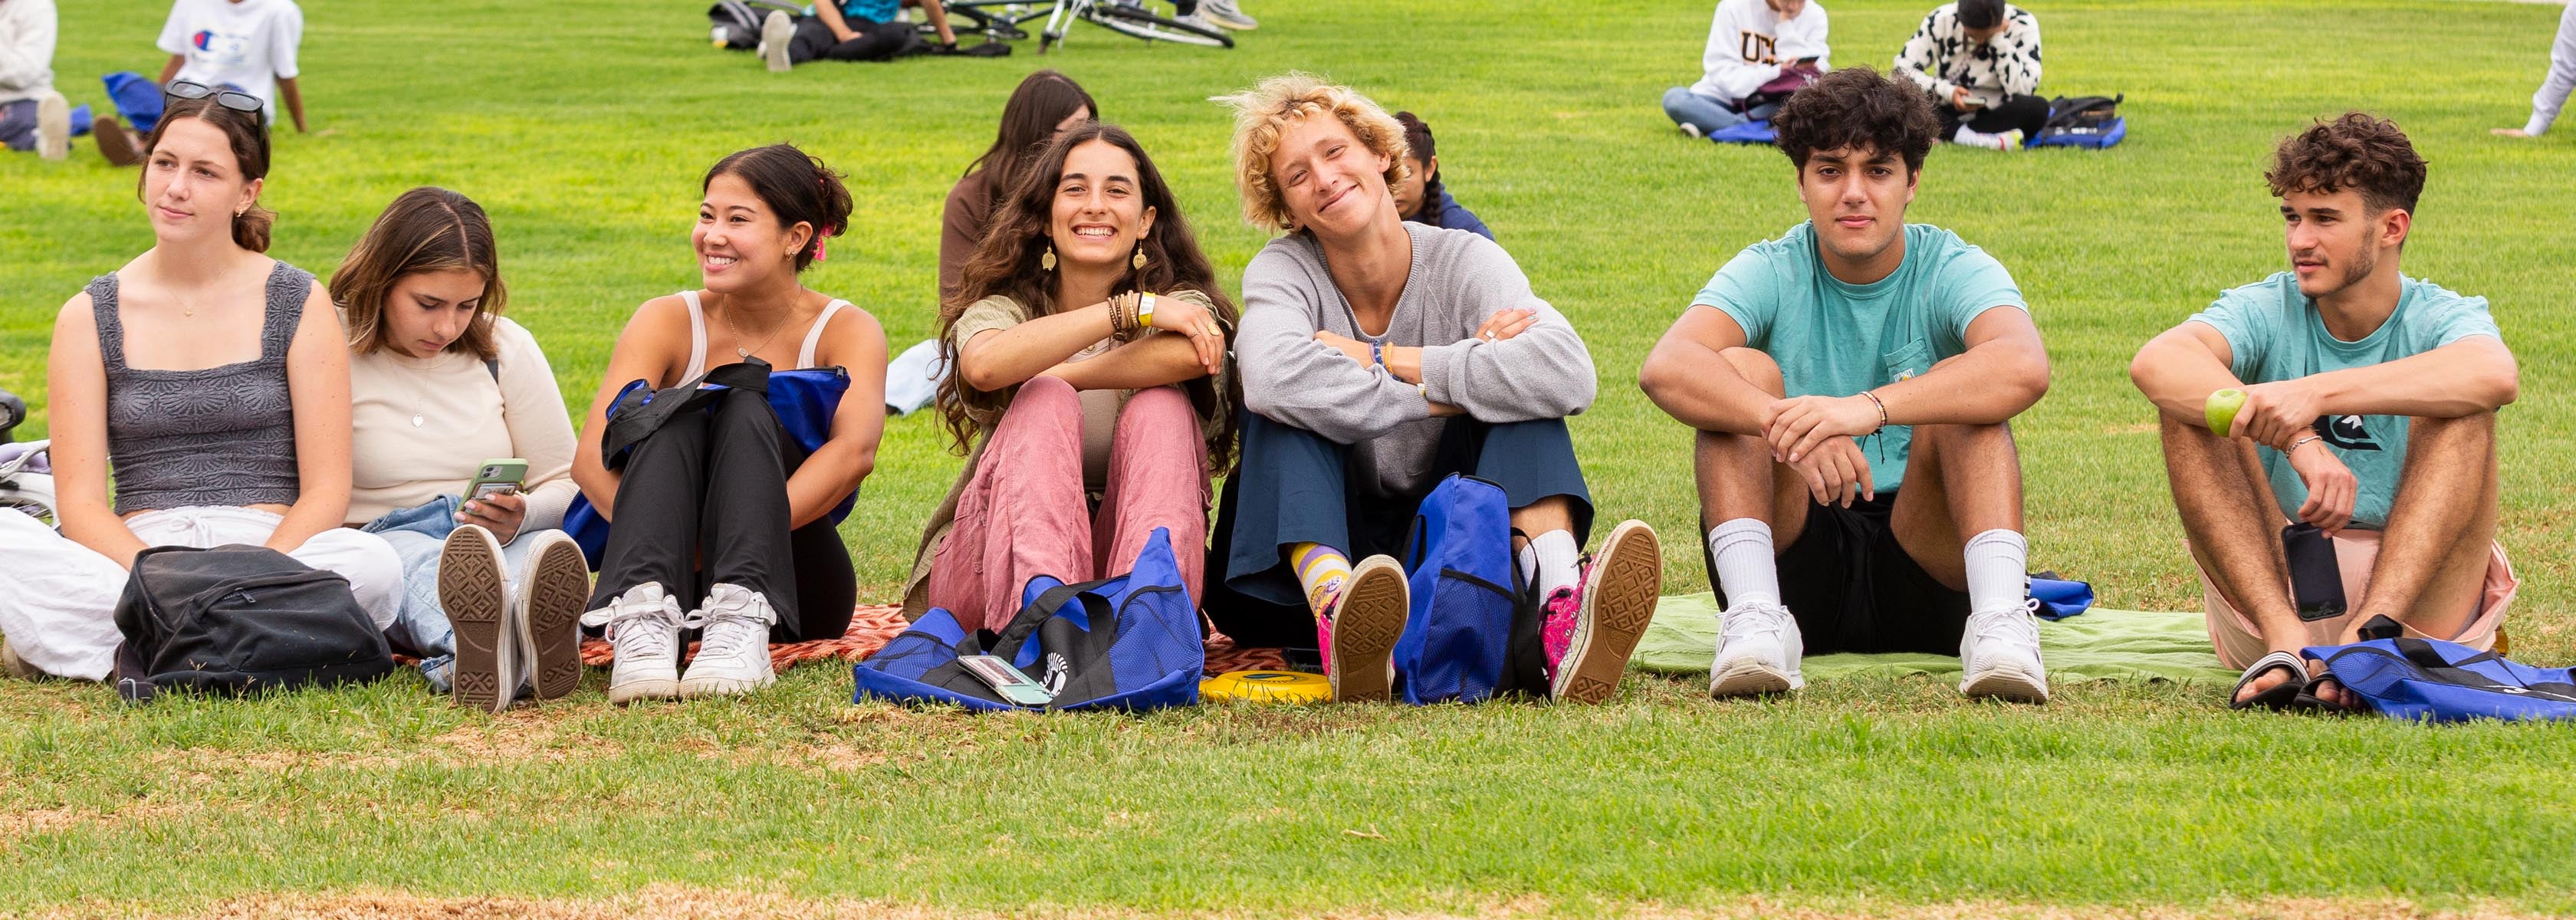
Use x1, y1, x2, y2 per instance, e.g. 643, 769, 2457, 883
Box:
2306, 636, 2576, 723
854, 527, 1203, 712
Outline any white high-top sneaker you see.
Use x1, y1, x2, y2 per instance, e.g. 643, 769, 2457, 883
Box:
438, 524, 517, 714
678, 583, 778, 698
1708, 601, 1804, 697
579, 583, 685, 705
1960, 599, 2050, 703
515, 531, 592, 702
759, 10, 794, 72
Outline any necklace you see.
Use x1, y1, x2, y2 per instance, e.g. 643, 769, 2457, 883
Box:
723, 302, 794, 360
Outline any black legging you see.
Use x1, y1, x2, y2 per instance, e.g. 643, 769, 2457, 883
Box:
587, 387, 856, 642
787, 14, 912, 64
1939, 94, 2052, 140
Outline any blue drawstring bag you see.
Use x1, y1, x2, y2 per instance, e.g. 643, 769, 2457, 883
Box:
1390, 475, 1541, 705
560, 357, 851, 567
103, 71, 163, 135
2306, 636, 2576, 723
854, 527, 1202, 711
2031, 575, 2095, 620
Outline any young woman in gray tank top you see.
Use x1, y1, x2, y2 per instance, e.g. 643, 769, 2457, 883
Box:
569, 144, 889, 705
0, 90, 402, 682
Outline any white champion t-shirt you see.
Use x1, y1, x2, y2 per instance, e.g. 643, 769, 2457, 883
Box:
156, 0, 302, 118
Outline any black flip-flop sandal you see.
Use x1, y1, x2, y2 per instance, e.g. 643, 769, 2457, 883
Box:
2229, 649, 2308, 711
2288, 673, 2362, 715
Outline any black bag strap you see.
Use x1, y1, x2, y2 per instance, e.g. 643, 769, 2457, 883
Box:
985, 577, 1117, 659
597, 357, 773, 469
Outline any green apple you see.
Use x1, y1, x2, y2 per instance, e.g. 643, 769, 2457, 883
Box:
2204, 388, 2247, 437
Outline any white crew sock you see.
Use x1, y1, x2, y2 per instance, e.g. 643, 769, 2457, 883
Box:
1707, 518, 1779, 610
1530, 530, 1580, 600
1963, 529, 2029, 614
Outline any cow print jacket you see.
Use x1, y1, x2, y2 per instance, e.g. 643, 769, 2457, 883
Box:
1892, 2, 2042, 109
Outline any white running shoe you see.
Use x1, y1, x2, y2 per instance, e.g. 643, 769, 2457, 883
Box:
1678, 122, 1704, 140
580, 583, 685, 705
1200, 0, 1257, 29
1171, 11, 1215, 30
1708, 601, 1803, 697
34, 90, 71, 162
678, 583, 778, 698
759, 10, 794, 72
1959, 601, 2050, 703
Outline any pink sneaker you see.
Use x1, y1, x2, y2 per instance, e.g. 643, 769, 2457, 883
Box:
1539, 586, 1581, 683
1318, 556, 1407, 703
1546, 520, 1663, 704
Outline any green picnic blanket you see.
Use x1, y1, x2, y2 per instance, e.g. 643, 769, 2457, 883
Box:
1631, 593, 2236, 685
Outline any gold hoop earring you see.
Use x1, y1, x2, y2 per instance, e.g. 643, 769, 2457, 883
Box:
1131, 242, 1148, 271
1040, 245, 1056, 271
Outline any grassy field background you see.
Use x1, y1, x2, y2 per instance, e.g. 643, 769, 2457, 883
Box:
4, 0, 2575, 915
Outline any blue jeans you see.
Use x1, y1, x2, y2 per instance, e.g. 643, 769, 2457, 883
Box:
1662, 86, 1778, 136
363, 496, 564, 694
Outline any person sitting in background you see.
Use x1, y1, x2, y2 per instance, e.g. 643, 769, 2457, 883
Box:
2492, 1, 2573, 138
1662, 0, 1829, 139
0, 0, 74, 161
572, 143, 888, 705
2131, 114, 2519, 711
754, 0, 995, 71
0, 87, 399, 680
1208, 74, 1663, 706
943, 69, 1097, 304
334, 187, 590, 714
1893, 0, 2043, 150
94, 0, 308, 166
1390, 111, 1493, 242
910, 123, 1235, 631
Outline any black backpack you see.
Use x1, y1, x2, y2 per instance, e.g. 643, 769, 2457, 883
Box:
2044, 94, 2123, 133
111, 545, 395, 704
711, 0, 767, 49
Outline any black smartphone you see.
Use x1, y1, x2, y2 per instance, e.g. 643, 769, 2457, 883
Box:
2282, 524, 2347, 622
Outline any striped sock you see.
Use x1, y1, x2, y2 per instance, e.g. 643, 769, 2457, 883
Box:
1290, 542, 1352, 619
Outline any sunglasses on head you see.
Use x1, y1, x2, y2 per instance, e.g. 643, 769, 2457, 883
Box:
165, 80, 263, 114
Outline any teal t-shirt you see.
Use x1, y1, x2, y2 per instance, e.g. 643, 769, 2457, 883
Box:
837, 0, 899, 23
1691, 222, 2028, 492
2186, 272, 2503, 531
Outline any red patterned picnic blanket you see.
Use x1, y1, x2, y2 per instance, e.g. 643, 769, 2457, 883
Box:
577, 603, 1293, 677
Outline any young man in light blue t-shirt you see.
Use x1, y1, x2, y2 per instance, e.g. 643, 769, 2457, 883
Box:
2131, 113, 2521, 711
1641, 66, 2053, 703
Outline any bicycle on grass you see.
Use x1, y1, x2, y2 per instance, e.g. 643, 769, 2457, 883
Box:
0, 390, 54, 530
941, 0, 1230, 51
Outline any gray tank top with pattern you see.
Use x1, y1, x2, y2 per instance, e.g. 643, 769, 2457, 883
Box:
91, 262, 308, 514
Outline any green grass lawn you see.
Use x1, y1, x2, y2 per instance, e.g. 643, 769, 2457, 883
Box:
5, 0, 2576, 915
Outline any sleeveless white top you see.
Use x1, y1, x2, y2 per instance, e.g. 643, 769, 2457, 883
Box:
678, 290, 852, 381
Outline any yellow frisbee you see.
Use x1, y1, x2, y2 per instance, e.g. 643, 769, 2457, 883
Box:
1200, 669, 1332, 704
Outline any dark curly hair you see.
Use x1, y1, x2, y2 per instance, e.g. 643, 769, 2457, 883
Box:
1771, 66, 1939, 175
2266, 113, 2426, 215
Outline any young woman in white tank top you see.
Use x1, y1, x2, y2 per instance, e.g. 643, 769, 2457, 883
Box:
570, 144, 888, 705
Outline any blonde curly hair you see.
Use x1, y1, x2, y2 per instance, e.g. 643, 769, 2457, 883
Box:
1214, 73, 1412, 232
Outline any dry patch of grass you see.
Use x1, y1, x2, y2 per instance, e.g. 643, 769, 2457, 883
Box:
32, 889, 2568, 920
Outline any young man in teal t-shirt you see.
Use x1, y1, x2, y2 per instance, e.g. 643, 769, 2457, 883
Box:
2131, 113, 2521, 711
1641, 66, 2054, 703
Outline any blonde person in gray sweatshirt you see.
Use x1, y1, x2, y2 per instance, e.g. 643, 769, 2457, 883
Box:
1206, 74, 1662, 706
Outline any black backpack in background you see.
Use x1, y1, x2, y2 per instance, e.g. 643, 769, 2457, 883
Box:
2044, 94, 2123, 133
112, 545, 394, 704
